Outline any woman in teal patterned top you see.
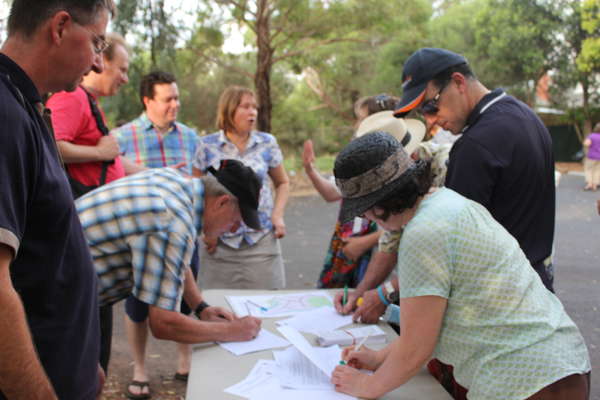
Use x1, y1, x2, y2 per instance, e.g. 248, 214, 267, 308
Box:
330, 131, 590, 400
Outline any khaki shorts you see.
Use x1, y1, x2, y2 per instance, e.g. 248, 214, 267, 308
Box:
198, 231, 286, 290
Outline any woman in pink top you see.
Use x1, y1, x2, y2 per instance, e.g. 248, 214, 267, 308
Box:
583, 122, 600, 191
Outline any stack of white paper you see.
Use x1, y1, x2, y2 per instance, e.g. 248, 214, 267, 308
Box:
315, 325, 387, 347
276, 306, 353, 335
224, 359, 279, 398
276, 325, 339, 377
224, 332, 357, 400
273, 346, 339, 390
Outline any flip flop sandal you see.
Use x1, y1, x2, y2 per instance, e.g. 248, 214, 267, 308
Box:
174, 372, 189, 382
125, 380, 151, 400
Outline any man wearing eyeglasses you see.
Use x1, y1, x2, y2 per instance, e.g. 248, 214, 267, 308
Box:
0, 0, 116, 399
46, 32, 147, 380
47, 32, 144, 201
394, 48, 556, 294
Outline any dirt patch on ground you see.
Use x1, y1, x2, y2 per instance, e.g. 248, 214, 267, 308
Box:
555, 161, 583, 174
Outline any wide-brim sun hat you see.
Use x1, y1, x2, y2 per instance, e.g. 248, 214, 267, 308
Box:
355, 111, 425, 155
334, 131, 415, 223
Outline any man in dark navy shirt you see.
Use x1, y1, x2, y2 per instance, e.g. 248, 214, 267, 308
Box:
0, 0, 115, 399
395, 48, 555, 292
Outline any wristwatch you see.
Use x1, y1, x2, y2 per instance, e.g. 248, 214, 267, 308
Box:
383, 281, 399, 305
194, 301, 210, 319
383, 281, 394, 296
386, 290, 400, 305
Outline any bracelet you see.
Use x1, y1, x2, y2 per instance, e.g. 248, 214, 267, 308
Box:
377, 285, 391, 306
194, 301, 210, 319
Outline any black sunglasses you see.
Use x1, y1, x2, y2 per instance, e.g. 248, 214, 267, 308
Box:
418, 79, 451, 116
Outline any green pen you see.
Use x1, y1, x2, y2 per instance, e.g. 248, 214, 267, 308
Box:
343, 284, 348, 306
339, 360, 346, 365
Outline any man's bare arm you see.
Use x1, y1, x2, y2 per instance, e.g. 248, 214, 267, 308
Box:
0, 244, 57, 400
354, 251, 397, 295
148, 305, 260, 343
56, 137, 119, 163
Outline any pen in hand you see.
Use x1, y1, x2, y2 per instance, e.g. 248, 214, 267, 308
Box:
342, 284, 348, 306
339, 333, 371, 367
355, 333, 370, 352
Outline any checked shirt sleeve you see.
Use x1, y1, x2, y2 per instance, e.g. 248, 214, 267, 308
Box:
126, 230, 193, 311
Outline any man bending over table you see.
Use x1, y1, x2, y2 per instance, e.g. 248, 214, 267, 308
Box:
76, 159, 262, 392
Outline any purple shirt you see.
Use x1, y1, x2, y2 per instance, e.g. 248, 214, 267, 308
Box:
587, 132, 600, 160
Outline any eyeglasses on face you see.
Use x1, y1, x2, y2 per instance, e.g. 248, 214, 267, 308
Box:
76, 22, 109, 54
418, 79, 451, 117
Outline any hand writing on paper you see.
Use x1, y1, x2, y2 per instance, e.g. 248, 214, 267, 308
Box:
334, 290, 359, 315
201, 306, 234, 321
226, 316, 262, 342
341, 345, 381, 371
331, 364, 370, 397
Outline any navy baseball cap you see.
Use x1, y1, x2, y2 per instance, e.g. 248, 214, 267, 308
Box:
394, 48, 467, 118
207, 159, 261, 230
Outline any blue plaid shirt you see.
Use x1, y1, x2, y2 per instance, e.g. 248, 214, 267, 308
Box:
193, 130, 283, 248
111, 113, 199, 174
76, 168, 204, 310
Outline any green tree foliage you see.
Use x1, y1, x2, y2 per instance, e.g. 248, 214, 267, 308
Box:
578, 0, 600, 73
548, 0, 600, 137
90, 0, 600, 160
427, 0, 481, 71
194, 0, 429, 134
102, 0, 199, 126
470, 0, 563, 104
270, 0, 430, 157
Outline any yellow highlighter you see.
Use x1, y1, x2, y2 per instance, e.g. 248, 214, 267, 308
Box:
356, 297, 364, 307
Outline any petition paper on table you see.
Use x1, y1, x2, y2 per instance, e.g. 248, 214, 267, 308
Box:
276, 306, 353, 335
226, 291, 333, 318
218, 328, 290, 356
276, 325, 339, 378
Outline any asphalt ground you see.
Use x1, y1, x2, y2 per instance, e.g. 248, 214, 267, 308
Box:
103, 173, 599, 399
552, 173, 599, 399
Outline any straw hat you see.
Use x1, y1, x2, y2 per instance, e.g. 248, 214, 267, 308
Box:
334, 131, 416, 223
355, 111, 425, 155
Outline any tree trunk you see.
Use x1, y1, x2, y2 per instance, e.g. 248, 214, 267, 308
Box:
147, 1, 157, 67
255, 0, 273, 133
581, 77, 591, 137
